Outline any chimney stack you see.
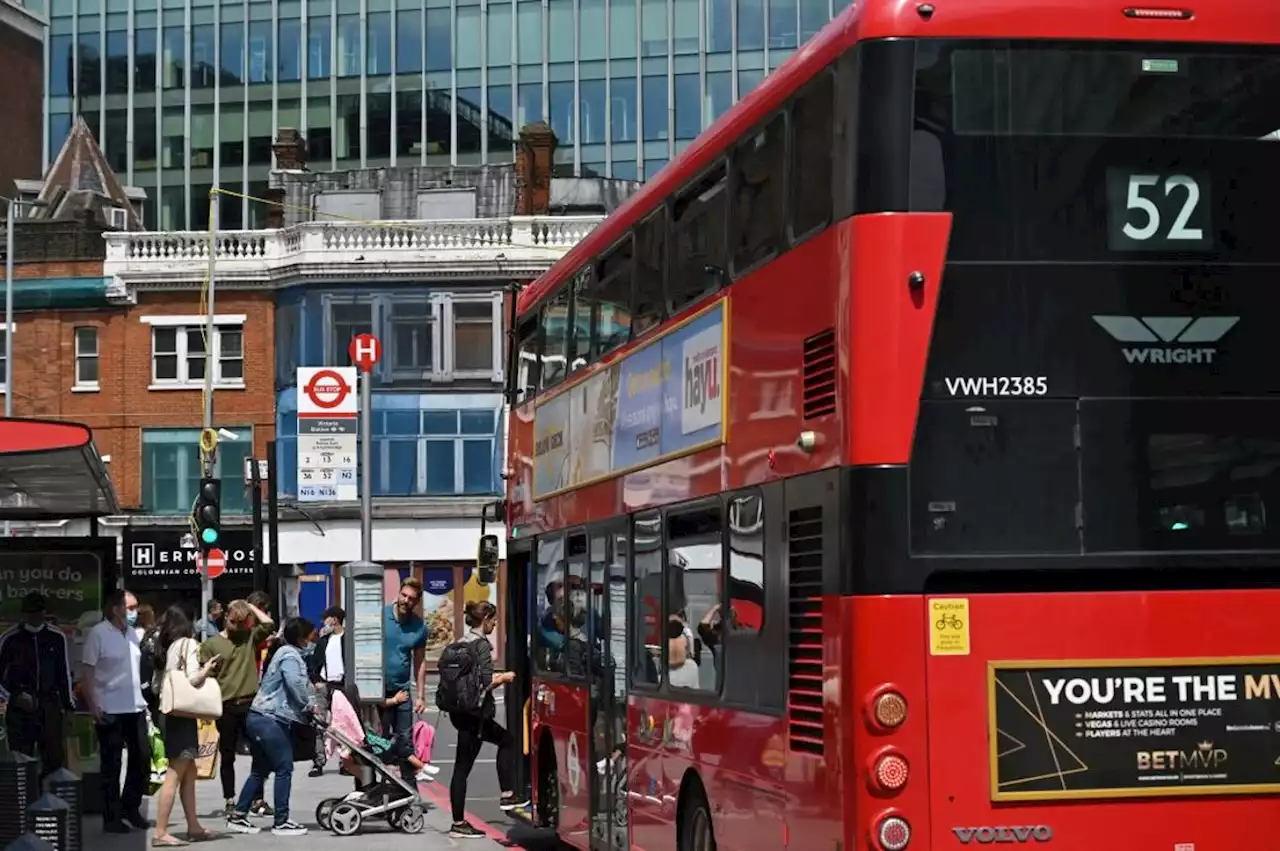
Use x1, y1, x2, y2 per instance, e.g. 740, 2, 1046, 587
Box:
266, 128, 308, 229
514, 122, 557, 216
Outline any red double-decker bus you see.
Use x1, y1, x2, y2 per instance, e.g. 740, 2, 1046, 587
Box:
495, 1, 1280, 849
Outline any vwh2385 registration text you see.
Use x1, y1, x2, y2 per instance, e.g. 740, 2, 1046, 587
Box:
944, 376, 1048, 397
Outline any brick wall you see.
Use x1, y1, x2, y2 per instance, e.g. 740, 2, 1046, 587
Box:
8, 280, 277, 510
0, 16, 42, 199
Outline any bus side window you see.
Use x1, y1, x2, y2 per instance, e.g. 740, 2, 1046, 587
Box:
665, 504, 724, 693
630, 511, 663, 688
540, 288, 570, 391
790, 72, 835, 239
633, 214, 666, 337
669, 163, 728, 315
593, 236, 633, 359
514, 313, 541, 403
535, 535, 567, 674
564, 533, 590, 679
731, 113, 786, 274
568, 268, 592, 373
727, 493, 765, 635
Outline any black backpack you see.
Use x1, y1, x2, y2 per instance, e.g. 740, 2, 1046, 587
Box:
435, 640, 486, 715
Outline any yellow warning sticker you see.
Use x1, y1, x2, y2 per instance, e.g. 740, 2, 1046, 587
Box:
929, 597, 971, 656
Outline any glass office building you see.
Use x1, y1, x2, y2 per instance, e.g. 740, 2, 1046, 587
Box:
45, 0, 843, 231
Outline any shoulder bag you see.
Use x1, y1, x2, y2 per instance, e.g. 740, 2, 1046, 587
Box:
161, 638, 223, 719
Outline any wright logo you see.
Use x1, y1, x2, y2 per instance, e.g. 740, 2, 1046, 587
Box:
1091, 315, 1239, 365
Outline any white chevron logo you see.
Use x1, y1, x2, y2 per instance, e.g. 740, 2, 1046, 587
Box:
1092, 315, 1238, 365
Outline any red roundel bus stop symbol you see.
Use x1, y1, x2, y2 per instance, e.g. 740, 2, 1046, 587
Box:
198, 547, 227, 579
349, 333, 381, 372
303, 368, 354, 410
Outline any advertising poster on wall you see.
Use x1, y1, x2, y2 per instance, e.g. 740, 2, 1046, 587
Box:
532, 300, 726, 499
990, 659, 1280, 801
421, 568, 456, 658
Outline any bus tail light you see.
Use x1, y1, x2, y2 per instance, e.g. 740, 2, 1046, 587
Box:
1122, 7, 1192, 18
870, 750, 910, 792
875, 813, 911, 850
869, 688, 908, 730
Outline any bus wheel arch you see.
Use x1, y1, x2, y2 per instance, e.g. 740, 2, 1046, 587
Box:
676, 770, 716, 851
536, 729, 559, 828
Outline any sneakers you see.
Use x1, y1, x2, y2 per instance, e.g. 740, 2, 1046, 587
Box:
307, 766, 324, 778
222, 799, 236, 819
250, 800, 275, 818
449, 822, 486, 839
225, 813, 260, 835
414, 764, 441, 783
499, 794, 530, 812
271, 820, 308, 836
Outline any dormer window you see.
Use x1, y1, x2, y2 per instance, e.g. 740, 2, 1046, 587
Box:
106, 207, 129, 230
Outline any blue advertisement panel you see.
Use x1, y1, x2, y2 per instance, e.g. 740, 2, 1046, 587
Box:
532, 300, 727, 499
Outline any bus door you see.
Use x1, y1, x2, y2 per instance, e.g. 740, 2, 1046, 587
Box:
585, 525, 629, 851
503, 538, 533, 797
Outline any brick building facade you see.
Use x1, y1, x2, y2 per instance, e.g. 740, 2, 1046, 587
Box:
0, 0, 43, 200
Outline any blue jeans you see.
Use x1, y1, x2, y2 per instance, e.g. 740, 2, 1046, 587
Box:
237, 710, 294, 825
380, 692, 416, 786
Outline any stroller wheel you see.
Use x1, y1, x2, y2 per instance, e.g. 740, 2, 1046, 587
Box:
315, 798, 341, 831
329, 802, 363, 836
398, 804, 425, 835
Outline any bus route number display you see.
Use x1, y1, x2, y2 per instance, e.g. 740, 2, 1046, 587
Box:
1106, 169, 1212, 252
989, 659, 1280, 801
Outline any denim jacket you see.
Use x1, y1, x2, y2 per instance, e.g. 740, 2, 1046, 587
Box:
251, 643, 314, 725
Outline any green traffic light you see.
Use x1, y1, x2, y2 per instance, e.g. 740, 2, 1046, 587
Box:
201, 528, 219, 545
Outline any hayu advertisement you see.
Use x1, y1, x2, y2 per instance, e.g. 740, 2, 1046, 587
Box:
532, 301, 726, 499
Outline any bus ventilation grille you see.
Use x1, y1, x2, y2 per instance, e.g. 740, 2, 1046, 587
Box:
802, 329, 837, 419
787, 504, 825, 756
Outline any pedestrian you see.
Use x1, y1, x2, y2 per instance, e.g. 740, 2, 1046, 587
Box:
383, 577, 429, 787
80, 589, 152, 834
225, 617, 316, 837
442, 600, 524, 839
194, 599, 223, 642
306, 605, 345, 778
0, 592, 75, 780
151, 605, 222, 846
199, 598, 276, 818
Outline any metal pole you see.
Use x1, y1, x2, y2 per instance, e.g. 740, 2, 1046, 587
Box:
359, 369, 372, 562
251, 457, 264, 592
267, 439, 280, 606
200, 191, 218, 629
4, 202, 14, 539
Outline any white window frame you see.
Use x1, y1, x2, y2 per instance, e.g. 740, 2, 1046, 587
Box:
106, 207, 129, 229
73, 326, 100, 391
323, 293, 503, 384
142, 314, 247, 390
401, 398, 502, 495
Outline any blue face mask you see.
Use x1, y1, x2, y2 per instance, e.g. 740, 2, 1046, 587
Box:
126, 610, 138, 627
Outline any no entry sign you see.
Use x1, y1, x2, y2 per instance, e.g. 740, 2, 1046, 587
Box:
198, 548, 227, 579
297, 366, 358, 417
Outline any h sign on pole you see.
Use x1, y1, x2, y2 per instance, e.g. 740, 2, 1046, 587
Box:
349, 333, 381, 372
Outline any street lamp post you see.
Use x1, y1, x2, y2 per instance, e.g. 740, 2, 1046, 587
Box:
2, 197, 45, 537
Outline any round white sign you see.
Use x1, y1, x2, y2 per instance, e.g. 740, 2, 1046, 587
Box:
566, 733, 581, 796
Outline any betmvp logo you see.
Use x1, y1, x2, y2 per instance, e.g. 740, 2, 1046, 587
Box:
1092, 315, 1239, 365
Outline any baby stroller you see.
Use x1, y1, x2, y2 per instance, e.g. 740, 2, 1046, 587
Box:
314, 688, 426, 836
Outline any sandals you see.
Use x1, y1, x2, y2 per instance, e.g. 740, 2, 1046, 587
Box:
185, 829, 222, 842
151, 837, 189, 848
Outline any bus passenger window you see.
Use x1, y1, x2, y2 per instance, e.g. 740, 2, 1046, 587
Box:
569, 268, 592, 373
535, 536, 568, 673
514, 314, 541, 403
630, 511, 663, 688
540, 289, 570, 390
666, 504, 724, 692
563, 534, 590, 678
669, 164, 728, 315
790, 73, 834, 237
727, 493, 765, 635
731, 114, 785, 272
633, 215, 666, 337
593, 237, 634, 358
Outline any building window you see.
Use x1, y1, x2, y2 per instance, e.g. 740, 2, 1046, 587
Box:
74, 327, 99, 390
423, 407, 500, 495
145, 316, 247, 388
324, 293, 502, 383
141, 427, 254, 515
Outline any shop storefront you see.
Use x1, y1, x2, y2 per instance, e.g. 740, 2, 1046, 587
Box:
121, 526, 258, 617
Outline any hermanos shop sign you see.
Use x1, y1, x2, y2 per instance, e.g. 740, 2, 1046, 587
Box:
123, 527, 256, 584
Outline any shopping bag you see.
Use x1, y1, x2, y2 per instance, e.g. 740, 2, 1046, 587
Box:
194, 719, 220, 780
147, 723, 168, 796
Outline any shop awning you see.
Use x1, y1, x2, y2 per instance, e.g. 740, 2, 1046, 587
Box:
0, 418, 119, 518
13, 276, 112, 310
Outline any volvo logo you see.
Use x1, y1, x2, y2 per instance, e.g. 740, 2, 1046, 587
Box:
952, 826, 1053, 844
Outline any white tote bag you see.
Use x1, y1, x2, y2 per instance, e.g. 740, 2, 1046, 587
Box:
160, 638, 223, 720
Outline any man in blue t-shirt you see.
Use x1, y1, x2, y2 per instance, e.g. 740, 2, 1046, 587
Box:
382, 576, 428, 785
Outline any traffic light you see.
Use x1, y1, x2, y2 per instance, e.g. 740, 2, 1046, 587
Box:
194, 477, 222, 548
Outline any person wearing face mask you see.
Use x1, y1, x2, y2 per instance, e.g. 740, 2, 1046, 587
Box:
0, 592, 75, 780
199, 598, 275, 819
